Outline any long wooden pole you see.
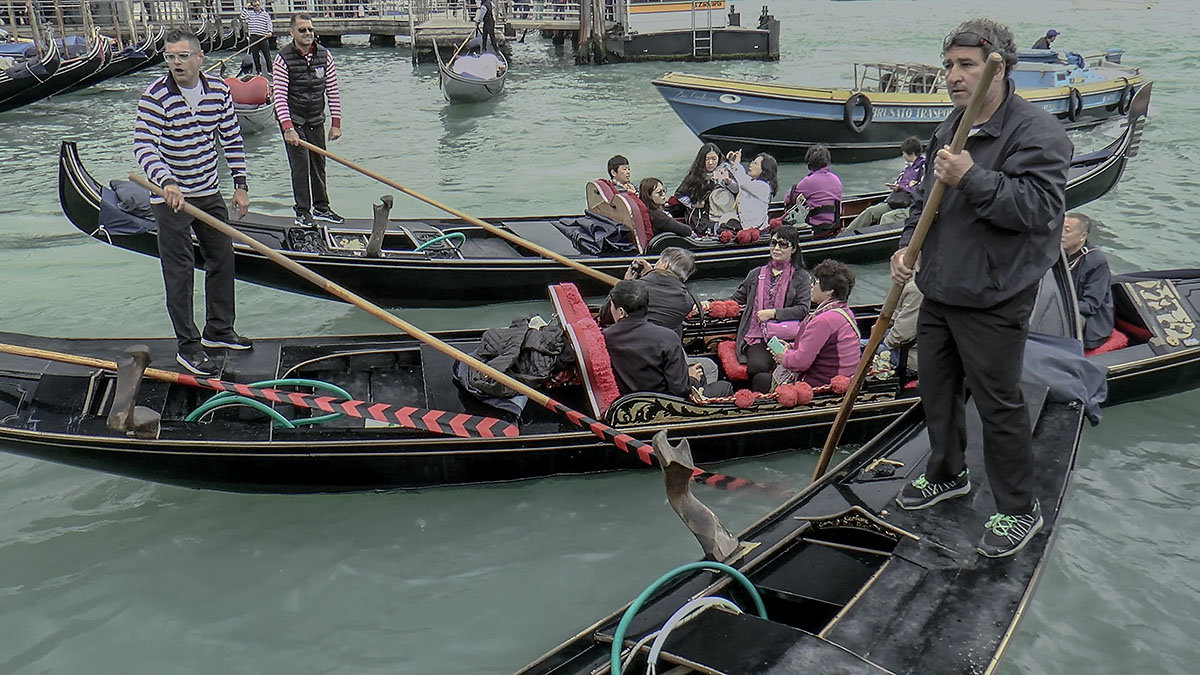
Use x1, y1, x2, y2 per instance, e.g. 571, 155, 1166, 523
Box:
27, 0, 43, 57
446, 24, 474, 65
127, 175, 779, 495
203, 33, 269, 73
294, 139, 622, 287
810, 52, 1004, 483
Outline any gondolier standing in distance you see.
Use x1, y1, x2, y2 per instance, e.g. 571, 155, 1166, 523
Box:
475, 0, 497, 53
273, 13, 343, 228
240, 0, 273, 75
133, 28, 253, 377
889, 19, 1072, 558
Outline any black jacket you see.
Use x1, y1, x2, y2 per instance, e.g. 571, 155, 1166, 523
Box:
278, 42, 331, 126
465, 316, 571, 398
603, 317, 691, 397
900, 78, 1073, 308
729, 264, 812, 361
1068, 246, 1114, 348
599, 271, 696, 338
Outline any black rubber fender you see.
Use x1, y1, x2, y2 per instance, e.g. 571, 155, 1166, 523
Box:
1067, 87, 1083, 122
1117, 79, 1133, 115
843, 93, 873, 134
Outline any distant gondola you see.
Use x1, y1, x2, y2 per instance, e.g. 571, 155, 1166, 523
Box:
0, 255, 1198, 493
56, 84, 1149, 307
59, 27, 165, 96
434, 37, 508, 103
0, 32, 110, 113
0, 38, 60, 106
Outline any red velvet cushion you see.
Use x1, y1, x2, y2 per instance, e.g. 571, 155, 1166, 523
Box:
614, 192, 653, 253
225, 75, 269, 106
1114, 317, 1152, 343
717, 340, 748, 381
1084, 328, 1130, 356
549, 283, 622, 416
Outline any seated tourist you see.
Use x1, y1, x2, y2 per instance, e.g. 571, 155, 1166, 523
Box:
783, 145, 843, 238
672, 143, 722, 229
603, 280, 730, 398
877, 276, 924, 374
703, 225, 811, 393
714, 149, 778, 232
637, 177, 694, 238
1062, 212, 1114, 349
605, 154, 635, 193
849, 136, 926, 231
772, 259, 861, 387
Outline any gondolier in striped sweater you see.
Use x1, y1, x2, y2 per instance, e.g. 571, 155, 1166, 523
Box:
133, 28, 253, 377
240, 0, 273, 75
273, 13, 344, 228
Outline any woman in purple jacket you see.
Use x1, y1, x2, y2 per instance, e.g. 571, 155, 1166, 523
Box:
772, 259, 861, 388
783, 145, 843, 238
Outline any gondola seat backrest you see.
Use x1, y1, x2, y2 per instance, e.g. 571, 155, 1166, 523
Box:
609, 192, 654, 253
716, 340, 749, 381
548, 283, 622, 417
225, 75, 270, 106
585, 179, 620, 211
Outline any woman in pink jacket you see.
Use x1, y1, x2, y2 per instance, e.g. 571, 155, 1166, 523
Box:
772, 259, 861, 388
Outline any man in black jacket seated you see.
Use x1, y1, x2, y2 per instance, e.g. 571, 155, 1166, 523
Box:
603, 280, 731, 399
1062, 212, 1114, 349
889, 19, 1072, 559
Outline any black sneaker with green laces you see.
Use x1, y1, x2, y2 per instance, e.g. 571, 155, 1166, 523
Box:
895, 469, 970, 510
977, 500, 1043, 558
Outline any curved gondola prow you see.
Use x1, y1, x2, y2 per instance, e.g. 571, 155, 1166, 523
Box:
58, 140, 105, 235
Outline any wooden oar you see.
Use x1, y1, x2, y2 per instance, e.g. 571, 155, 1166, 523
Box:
0, 342, 517, 439
129, 175, 783, 496
810, 52, 1004, 483
447, 25, 476, 65
293, 139, 622, 287
204, 34, 270, 74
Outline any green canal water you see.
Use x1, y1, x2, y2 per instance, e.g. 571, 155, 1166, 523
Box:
0, 0, 1197, 672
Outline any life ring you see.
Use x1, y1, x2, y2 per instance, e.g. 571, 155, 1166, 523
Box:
1117, 79, 1133, 115
843, 93, 873, 134
1067, 87, 1083, 122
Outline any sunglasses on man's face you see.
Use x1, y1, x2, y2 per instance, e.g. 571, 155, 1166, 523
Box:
296, 26, 315, 34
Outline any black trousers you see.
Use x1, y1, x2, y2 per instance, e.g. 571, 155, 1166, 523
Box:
480, 23, 496, 52
248, 34, 271, 74
745, 341, 774, 393
152, 194, 236, 353
916, 285, 1039, 515
284, 122, 330, 216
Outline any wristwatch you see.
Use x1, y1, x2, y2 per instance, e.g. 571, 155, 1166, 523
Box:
233, 177, 248, 192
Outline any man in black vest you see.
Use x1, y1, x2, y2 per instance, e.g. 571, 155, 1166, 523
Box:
271, 13, 344, 228
474, 0, 497, 53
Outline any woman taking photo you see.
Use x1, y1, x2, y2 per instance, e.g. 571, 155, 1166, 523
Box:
717, 149, 778, 233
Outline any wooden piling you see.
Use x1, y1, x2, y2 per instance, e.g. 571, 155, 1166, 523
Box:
26, 0, 42, 56
52, 0, 64, 41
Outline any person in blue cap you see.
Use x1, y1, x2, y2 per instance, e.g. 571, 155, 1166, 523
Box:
1032, 29, 1059, 50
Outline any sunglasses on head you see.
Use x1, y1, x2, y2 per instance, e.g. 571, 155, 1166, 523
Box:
943, 30, 991, 52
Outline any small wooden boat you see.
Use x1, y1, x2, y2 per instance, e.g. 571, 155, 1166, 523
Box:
224, 73, 275, 135
654, 49, 1146, 162
56, 84, 1147, 307
434, 37, 508, 103
0, 33, 111, 113
1, 259, 1197, 493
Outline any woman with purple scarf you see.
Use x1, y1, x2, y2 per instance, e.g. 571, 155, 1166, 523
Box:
704, 225, 812, 392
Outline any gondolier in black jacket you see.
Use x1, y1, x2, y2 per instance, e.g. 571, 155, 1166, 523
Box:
272, 13, 344, 228
133, 28, 253, 377
889, 18, 1072, 558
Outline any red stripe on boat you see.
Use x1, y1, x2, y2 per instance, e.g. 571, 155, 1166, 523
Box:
287, 392, 308, 408
395, 406, 418, 428
340, 399, 363, 417
313, 396, 336, 413
366, 402, 389, 421
233, 383, 254, 397
475, 417, 497, 438
422, 409, 444, 435
448, 413, 471, 438
263, 387, 282, 403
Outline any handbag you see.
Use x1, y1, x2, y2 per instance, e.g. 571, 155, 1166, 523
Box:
764, 320, 802, 341
884, 188, 913, 210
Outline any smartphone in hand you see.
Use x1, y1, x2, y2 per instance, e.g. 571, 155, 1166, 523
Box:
767, 336, 787, 355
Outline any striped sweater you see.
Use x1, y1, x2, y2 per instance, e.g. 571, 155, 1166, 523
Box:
271, 46, 341, 131
133, 73, 247, 204
240, 8, 273, 36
